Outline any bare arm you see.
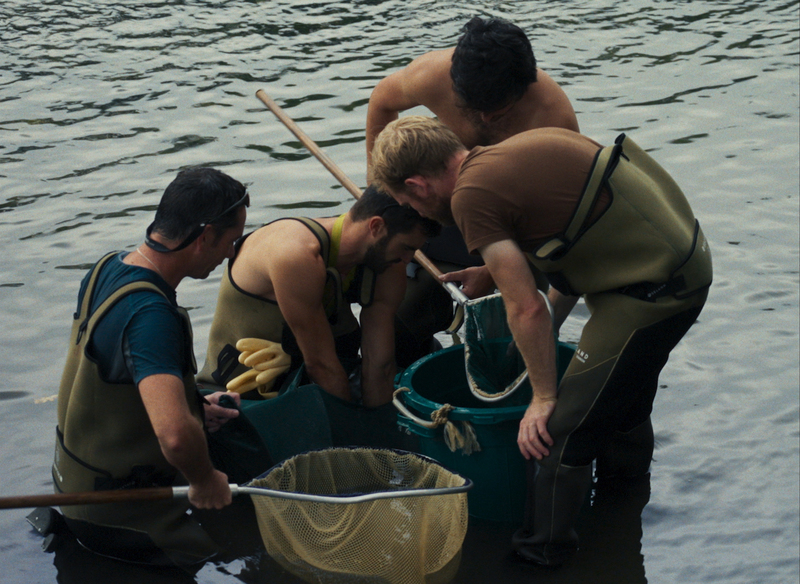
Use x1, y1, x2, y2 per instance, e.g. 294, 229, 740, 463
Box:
366, 71, 419, 175
366, 49, 455, 177
271, 248, 351, 401
358, 263, 406, 407
480, 240, 557, 461
139, 374, 231, 509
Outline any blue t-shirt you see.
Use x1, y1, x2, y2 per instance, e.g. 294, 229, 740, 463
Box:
76, 253, 188, 385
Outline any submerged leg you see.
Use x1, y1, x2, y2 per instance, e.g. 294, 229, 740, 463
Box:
595, 417, 654, 479
512, 461, 593, 567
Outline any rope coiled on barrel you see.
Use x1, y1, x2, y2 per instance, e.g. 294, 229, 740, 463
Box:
393, 387, 481, 455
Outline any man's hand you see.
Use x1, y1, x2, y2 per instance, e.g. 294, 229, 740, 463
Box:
203, 391, 241, 433
439, 265, 495, 299
140, 374, 232, 508
478, 240, 559, 461
517, 395, 557, 460
188, 468, 232, 509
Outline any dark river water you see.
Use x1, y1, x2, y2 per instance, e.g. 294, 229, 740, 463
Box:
1, 1, 798, 583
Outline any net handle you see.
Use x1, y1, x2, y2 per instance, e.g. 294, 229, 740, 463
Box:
0, 479, 472, 510
173, 482, 472, 504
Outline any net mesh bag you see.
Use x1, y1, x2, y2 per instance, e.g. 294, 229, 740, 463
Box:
248, 447, 469, 584
463, 293, 528, 402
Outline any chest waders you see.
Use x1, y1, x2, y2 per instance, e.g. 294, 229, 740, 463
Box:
513, 135, 713, 567
198, 217, 376, 389
529, 133, 712, 300
53, 252, 219, 567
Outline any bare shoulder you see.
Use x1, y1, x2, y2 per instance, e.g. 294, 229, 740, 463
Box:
405, 48, 454, 76
402, 48, 456, 105
233, 220, 326, 296
251, 220, 323, 265
533, 69, 570, 100
522, 69, 580, 132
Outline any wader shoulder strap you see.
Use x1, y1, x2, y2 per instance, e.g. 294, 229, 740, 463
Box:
291, 217, 333, 267
75, 252, 118, 321
80, 281, 168, 344
284, 217, 347, 316
354, 266, 377, 307
80, 279, 198, 393
533, 134, 626, 261
330, 213, 346, 269
74, 253, 169, 346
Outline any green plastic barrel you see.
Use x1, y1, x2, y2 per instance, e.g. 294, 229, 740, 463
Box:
396, 339, 575, 522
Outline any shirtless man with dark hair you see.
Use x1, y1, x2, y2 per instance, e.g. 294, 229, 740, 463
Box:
366, 16, 579, 366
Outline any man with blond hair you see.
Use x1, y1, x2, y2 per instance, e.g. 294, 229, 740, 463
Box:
372, 116, 712, 567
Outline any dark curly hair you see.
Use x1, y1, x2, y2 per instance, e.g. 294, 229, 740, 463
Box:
451, 16, 538, 113
352, 185, 441, 239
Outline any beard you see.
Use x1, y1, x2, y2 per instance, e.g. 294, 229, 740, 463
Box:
362, 235, 396, 275
462, 106, 513, 147
430, 196, 456, 226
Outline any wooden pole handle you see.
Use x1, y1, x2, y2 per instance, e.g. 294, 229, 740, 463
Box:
255, 89, 362, 201
254, 89, 468, 306
0, 487, 177, 510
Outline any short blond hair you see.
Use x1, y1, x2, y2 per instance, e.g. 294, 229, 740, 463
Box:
371, 116, 465, 194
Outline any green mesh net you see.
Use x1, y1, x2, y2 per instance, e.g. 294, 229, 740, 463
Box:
463, 291, 552, 402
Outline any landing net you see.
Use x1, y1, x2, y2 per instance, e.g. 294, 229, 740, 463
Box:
248, 447, 470, 584
463, 291, 553, 402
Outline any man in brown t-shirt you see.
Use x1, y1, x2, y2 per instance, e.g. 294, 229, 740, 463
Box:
371, 116, 712, 567
365, 16, 579, 366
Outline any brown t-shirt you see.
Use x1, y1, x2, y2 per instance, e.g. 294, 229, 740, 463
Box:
452, 128, 607, 255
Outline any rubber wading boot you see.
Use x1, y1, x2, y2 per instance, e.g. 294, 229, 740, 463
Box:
594, 417, 654, 479
512, 462, 594, 567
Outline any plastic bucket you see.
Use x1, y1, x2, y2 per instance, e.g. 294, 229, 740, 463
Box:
396, 339, 576, 522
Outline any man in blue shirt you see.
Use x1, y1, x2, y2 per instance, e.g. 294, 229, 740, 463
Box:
54, 167, 249, 568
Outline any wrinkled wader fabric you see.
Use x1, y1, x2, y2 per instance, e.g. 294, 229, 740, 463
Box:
53, 253, 219, 568
514, 134, 713, 566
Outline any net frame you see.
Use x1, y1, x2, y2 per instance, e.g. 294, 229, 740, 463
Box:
463, 290, 553, 402
241, 447, 472, 584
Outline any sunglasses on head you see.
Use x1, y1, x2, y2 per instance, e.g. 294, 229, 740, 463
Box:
376, 200, 401, 216
145, 192, 249, 253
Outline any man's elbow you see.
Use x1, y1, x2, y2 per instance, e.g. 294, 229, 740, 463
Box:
507, 298, 551, 327
155, 421, 197, 459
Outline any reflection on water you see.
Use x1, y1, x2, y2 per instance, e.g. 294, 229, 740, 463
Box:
1, 1, 797, 583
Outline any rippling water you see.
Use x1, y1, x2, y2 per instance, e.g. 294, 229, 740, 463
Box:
1, 1, 797, 583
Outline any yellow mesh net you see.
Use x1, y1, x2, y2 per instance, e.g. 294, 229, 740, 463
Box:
248, 448, 469, 584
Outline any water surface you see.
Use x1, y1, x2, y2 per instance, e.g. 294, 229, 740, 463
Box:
1, 1, 797, 583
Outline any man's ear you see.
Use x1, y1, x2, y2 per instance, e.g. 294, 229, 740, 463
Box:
367, 215, 387, 238
195, 224, 216, 249
404, 175, 427, 199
